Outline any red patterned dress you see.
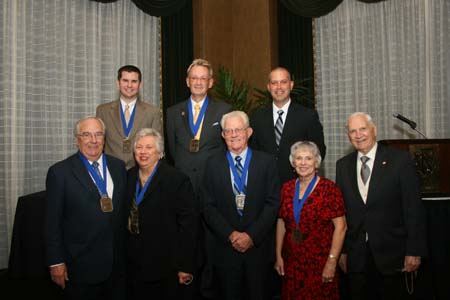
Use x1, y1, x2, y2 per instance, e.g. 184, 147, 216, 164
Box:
279, 177, 345, 300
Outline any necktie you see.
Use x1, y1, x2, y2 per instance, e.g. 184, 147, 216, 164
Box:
275, 110, 284, 146
193, 104, 201, 123
193, 104, 203, 139
92, 161, 103, 180
233, 156, 245, 194
360, 156, 370, 185
234, 156, 245, 216
124, 104, 131, 125
235, 156, 243, 179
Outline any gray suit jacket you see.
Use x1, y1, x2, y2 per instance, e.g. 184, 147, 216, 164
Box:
96, 99, 161, 169
166, 98, 231, 196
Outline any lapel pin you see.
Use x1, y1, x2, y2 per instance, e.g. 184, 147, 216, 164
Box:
181, 111, 185, 116
382, 161, 387, 165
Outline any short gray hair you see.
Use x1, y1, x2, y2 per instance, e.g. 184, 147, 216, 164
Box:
346, 112, 375, 131
220, 110, 250, 129
74, 116, 106, 137
289, 141, 322, 169
134, 128, 164, 155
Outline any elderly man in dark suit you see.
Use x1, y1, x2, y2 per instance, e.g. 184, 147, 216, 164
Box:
336, 112, 427, 300
45, 116, 127, 300
96, 65, 161, 169
203, 110, 280, 300
250, 67, 326, 184
165, 58, 231, 299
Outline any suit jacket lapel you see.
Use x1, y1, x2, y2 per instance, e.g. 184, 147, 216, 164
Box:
181, 101, 194, 139
130, 101, 146, 138
366, 145, 387, 205
218, 155, 235, 207
142, 163, 162, 203
70, 154, 99, 195
199, 100, 216, 145
263, 106, 278, 152
106, 155, 122, 209
109, 100, 124, 138
347, 152, 366, 205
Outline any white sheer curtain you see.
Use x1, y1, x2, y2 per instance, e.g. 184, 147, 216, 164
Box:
0, 0, 160, 268
315, 0, 450, 179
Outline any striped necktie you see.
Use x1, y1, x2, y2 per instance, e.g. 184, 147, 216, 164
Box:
275, 110, 284, 146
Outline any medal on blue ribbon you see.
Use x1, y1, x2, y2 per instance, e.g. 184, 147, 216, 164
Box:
292, 175, 318, 242
120, 103, 136, 153
188, 97, 209, 152
78, 152, 113, 212
128, 161, 161, 234
226, 149, 252, 215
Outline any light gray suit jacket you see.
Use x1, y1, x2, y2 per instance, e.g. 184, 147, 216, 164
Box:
96, 99, 161, 169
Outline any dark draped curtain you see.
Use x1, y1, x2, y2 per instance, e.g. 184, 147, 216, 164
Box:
161, 0, 193, 111
278, 1, 314, 108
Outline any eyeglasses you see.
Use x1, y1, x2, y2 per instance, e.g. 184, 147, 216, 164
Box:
189, 76, 210, 82
77, 132, 105, 140
222, 127, 247, 136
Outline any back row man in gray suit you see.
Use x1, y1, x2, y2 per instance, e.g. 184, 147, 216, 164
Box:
166, 58, 232, 300
96, 65, 161, 169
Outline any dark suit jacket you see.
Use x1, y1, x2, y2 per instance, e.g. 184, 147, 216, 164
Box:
250, 102, 326, 184
335, 144, 427, 274
126, 161, 197, 281
96, 99, 161, 169
45, 153, 127, 284
165, 98, 231, 196
202, 149, 281, 267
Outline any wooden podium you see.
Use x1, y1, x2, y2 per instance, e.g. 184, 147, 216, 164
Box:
379, 139, 450, 199
380, 139, 450, 299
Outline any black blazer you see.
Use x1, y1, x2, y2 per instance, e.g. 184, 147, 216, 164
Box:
45, 153, 127, 284
166, 98, 231, 195
126, 161, 197, 281
335, 144, 427, 274
250, 102, 326, 184
202, 149, 281, 267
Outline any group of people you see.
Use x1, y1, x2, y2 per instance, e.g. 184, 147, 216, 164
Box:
45, 59, 426, 300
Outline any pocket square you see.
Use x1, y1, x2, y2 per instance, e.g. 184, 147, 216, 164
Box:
212, 122, 219, 126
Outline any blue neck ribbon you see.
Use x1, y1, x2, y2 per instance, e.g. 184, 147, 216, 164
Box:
187, 97, 209, 137
78, 152, 108, 196
226, 148, 252, 194
135, 160, 161, 206
120, 103, 136, 137
293, 175, 318, 226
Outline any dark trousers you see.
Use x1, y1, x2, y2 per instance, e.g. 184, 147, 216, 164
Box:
127, 275, 178, 300
348, 245, 408, 300
64, 274, 125, 300
214, 262, 271, 300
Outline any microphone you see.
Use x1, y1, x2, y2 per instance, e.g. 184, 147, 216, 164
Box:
393, 113, 417, 129
393, 113, 427, 138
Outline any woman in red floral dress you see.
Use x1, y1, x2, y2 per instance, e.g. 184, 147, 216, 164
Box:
275, 141, 347, 300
